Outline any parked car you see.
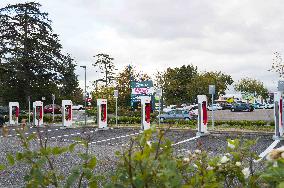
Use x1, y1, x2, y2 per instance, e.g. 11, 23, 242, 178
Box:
207, 104, 222, 111
252, 103, 265, 109
158, 109, 194, 121
44, 104, 61, 114
221, 103, 232, 110
0, 106, 9, 126
163, 105, 177, 113
264, 103, 274, 109
231, 103, 254, 112
72, 104, 84, 110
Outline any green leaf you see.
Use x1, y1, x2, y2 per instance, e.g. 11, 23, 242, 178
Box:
78, 153, 90, 161
87, 156, 97, 169
27, 133, 37, 141
65, 168, 80, 188
16, 152, 24, 161
82, 168, 93, 180
0, 164, 6, 171
69, 143, 77, 152
88, 180, 98, 188
51, 146, 68, 155
6, 153, 15, 166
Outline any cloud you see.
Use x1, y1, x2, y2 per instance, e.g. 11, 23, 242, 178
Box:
1, 0, 283, 92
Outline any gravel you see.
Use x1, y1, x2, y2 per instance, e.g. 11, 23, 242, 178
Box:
0, 126, 282, 187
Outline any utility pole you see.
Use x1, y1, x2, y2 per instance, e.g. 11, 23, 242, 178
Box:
80, 66, 87, 126
209, 85, 216, 129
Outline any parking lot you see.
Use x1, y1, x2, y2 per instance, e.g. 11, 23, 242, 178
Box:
207, 109, 274, 121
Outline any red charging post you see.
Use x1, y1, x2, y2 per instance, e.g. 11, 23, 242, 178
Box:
97, 99, 108, 129
62, 100, 73, 127
197, 95, 209, 136
33, 101, 43, 126
9, 102, 19, 126
140, 96, 151, 130
273, 91, 284, 140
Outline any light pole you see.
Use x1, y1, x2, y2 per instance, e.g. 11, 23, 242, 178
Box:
52, 94, 55, 122
114, 90, 118, 127
209, 85, 215, 129
80, 65, 87, 126
157, 88, 162, 127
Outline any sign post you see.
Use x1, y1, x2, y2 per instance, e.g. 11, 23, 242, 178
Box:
209, 85, 216, 129
28, 96, 31, 125
52, 94, 55, 122
156, 88, 162, 127
114, 90, 118, 127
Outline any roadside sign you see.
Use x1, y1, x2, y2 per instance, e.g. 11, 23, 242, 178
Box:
156, 88, 162, 97
278, 80, 284, 91
114, 90, 118, 98
52, 94, 55, 101
209, 85, 216, 95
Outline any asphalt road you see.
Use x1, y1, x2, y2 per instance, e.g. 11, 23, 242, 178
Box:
207, 109, 274, 121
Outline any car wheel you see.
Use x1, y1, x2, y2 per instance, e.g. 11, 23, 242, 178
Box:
231, 108, 235, 112
184, 117, 190, 121
160, 117, 165, 122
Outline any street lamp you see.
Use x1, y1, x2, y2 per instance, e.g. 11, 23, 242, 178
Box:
80, 65, 87, 126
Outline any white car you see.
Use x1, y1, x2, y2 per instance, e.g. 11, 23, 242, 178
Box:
207, 104, 222, 111
264, 103, 274, 109
163, 105, 176, 113
72, 105, 84, 110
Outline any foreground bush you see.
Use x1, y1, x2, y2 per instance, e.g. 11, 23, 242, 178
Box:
0, 127, 283, 187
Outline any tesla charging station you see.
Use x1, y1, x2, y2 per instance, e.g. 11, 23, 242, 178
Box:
33, 101, 43, 126
9, 102, 19, 125
273, 91, 284, 140
196, 95, 209, 136
62, 100, 73, 127
97, 99, 108, 129
140, 96, 151, 130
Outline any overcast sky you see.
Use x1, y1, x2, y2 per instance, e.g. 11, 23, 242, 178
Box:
2, 0, 284, 92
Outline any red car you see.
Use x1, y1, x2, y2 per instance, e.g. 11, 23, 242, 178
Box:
44, 104, 61, 114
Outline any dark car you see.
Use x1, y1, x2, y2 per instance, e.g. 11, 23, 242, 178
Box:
0, 106, 9, 126
221, 103, 232, 110
231, 103, 254, 112
44, 104, 61, 114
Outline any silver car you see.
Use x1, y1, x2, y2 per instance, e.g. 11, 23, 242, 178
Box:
158, 110, 193, 121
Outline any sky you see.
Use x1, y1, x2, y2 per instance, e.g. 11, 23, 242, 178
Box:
2, 0, 284, 92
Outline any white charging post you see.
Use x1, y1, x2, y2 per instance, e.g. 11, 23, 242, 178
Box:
62, 100, 73, 127
9, 102, 19, 126
274, 80, 284, 140
33, 101, 43, 126
196, 95, 209, 136
140, 96, 151, 130
97, 99, 108, 129
273, 92, 284, 140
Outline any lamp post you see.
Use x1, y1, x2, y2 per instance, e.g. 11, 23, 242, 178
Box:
80, 65, 87, 126
209, 85, 216, 129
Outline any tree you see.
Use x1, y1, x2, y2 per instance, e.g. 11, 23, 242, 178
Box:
269, 51, 284, 77
91, 86, 116, 113
93, 53, 117, 87
157, 65, 233, 105
162, 65, 198, 105
116, 65, 150, 109
234, 78, 269, 99
0, 2, 80, 106
188, 71, 234, 103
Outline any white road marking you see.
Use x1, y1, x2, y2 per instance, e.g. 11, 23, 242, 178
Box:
171, 136, 200, 146
254, 140, 280, 162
